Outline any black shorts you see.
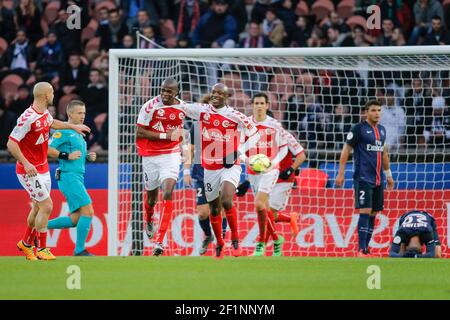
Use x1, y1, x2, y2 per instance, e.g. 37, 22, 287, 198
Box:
194, 179, 208, 206
354, 180, 384, 212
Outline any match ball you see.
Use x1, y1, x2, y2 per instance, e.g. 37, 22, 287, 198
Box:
249, 154, 271, 173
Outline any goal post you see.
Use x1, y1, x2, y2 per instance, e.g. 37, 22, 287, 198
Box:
108, 46, 450, 257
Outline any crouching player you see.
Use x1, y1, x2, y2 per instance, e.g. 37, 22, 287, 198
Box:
47, 100, 96, 256
389, 210, 442, 258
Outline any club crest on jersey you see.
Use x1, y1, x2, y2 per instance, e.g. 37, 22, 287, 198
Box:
179, 113, 185, 120
152, 121, 165, 132
203, 113, 210, 121
213, 120, 220, 126
36, 120, 41, 127
157, 109, 165, 117
170, 114, 176, 120
222, 120, 229, 128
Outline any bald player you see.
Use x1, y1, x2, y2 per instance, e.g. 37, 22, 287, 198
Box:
8, 82, 90, 260
136, 78, 186, 256
179, 83, 260, 258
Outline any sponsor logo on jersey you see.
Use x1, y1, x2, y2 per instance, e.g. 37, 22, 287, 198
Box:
366, 140, 384, 152
152, 121, 165, 132
257, 140, 273, 147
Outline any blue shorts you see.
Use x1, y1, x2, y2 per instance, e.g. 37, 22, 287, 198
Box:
354, 180, 384, 212
194, 179, 208, 206
58, 172, 92, 213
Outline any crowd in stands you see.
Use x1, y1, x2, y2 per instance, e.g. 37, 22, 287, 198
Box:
1, 0, 450, 153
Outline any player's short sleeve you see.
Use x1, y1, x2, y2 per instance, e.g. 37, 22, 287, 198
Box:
286, 130, 304, 155
345, 124, 360, 148
137, 100, 154, 126
9, 117, 32, 142
47, 112, 54, 126
49, 130, 65, 149
182, 103, 204, 120
236, 112, 257, 137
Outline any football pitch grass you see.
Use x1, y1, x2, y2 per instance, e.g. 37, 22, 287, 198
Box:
1, 257, 449, 300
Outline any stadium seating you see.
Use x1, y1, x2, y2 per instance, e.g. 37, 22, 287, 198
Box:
81, 19, 99, 43
1, 74, 24, 97
311, 0, 335, 21
95, 0, 117, 12
0, 37, 7, 55
58, 94, 80, 118
345, 15, 367, 30
44, 0, 61, 24
295, 1, 309, 16
337, 0, 355, 19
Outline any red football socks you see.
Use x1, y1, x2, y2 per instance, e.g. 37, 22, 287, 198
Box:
276, 212, 291, 223
156, 200, 173, 243
210, 214, 225, 247
38, 232, 47, 249
22, 226, 33, 246
257, 208, 267, 243
225, 207, 239, 241
266, 209, 279, 241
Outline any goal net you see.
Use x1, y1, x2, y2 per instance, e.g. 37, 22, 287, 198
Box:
108, 47, 450, 257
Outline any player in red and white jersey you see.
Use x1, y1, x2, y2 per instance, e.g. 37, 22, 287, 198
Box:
136, 78, 186, 256
266, 129, 306, 247
7, 82, 90, 260
180, 83, 260, 258
243, 93, 288, 257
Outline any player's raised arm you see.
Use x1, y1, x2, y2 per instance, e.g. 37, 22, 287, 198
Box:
383, 146, 394, 190
51, 119, 90, 136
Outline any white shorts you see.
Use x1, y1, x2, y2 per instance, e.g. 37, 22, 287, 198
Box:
142, 153, 181, 190
248, 169, 279, 195
269, 182, 294, 211
17, 172, 52, 202
204, 165, 242, 202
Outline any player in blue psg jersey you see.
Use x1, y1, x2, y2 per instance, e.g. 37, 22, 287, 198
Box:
336, 100, 395, 257
389, 210, 441, 258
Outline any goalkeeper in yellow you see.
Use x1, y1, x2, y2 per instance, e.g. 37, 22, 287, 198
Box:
47, 100, 97, 256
